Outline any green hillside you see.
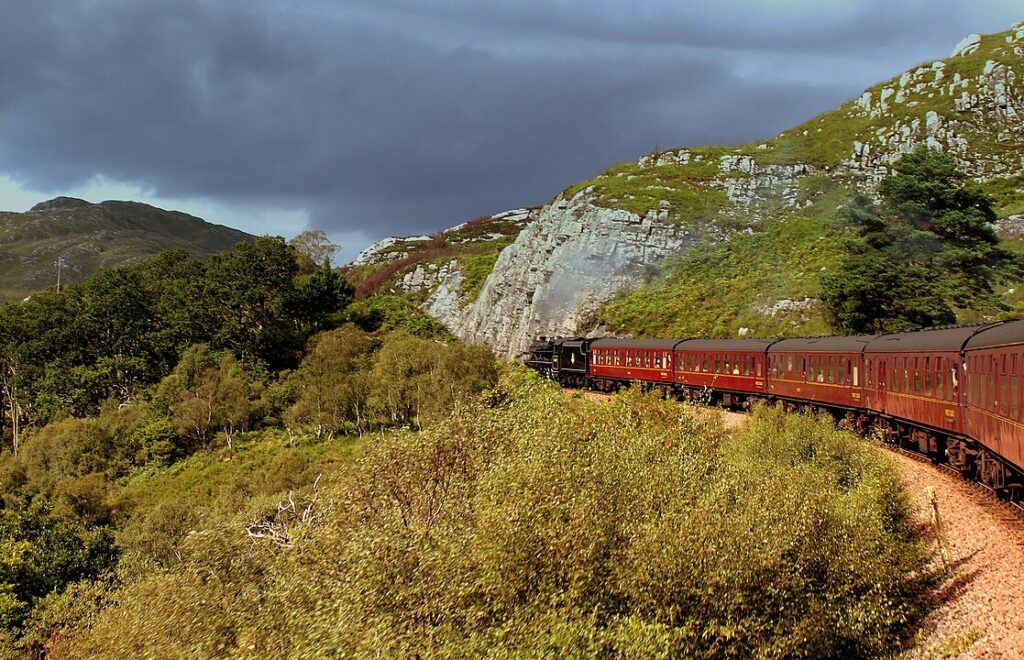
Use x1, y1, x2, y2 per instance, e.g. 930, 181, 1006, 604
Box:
581, 24, 1024, 338
0, 197, 253, 303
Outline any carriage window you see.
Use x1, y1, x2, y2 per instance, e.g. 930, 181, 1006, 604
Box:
852, 365, 860, 387
743, 355, 750, 376
701, 355, 707, 372
757, 357, 763, 378
826, 357, 835, 384
1001, 360, 1010, 417
987, 357, 994, 412
644, 352, 651, 368
732, 356, 740, 375
971, 358, 978, 404
974, 358, 981, 405
615, 352, 621, 366
654, 354, 661, 368
1012, 372, 1020, 420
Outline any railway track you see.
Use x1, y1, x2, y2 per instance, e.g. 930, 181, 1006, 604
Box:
859, 440, 1024, 521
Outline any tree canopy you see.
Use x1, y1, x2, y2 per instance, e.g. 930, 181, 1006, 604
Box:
0, 237, 354, 453
821, 147, 1021, 334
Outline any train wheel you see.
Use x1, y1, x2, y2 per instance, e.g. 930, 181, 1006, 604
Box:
978, 451, 1009, 491
947, 440, 975, 477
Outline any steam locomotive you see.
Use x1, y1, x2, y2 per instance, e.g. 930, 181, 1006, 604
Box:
525, 321, 1024, 499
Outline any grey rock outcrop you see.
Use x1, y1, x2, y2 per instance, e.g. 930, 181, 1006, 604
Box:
451, 190, 696, 358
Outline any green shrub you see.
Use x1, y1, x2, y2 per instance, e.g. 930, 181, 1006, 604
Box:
68, 369, 931, 657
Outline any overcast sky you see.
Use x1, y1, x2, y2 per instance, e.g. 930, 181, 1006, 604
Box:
1, 1, 1021, 262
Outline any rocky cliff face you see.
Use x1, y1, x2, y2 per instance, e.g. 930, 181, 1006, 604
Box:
454, 192, 697, 357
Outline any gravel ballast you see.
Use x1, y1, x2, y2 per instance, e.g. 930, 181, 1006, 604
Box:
893, 452, 1024, 658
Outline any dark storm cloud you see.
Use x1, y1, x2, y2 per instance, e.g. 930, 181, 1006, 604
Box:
0, 1, 1020, 242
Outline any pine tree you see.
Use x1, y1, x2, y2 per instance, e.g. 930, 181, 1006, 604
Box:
822, 147, 1022, 334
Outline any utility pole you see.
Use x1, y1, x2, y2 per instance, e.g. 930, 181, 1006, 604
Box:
55, 256, 66, 293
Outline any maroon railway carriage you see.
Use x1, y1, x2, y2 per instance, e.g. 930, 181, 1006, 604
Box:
588, 338, 679, 390
862, 325, 993, 455
962, 320, 1024, 489
672, 339, 772, 405
767, 336, 871, 412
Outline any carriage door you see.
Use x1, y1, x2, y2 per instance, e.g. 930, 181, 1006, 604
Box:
876, 359, 887, 412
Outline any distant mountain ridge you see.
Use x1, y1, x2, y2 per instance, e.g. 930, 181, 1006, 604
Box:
0, 197, 253, 302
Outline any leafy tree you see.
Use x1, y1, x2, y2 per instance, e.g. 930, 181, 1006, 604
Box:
202, 237, 301, 367
368, 334, 497, 428
162, 346, 254, 451
0, 505, 116, 632
822, 148, 1021, 333
285, 325, 373, 438
286, 265, 354, 330
289, 230, 340, 271
345, 295, 454, 340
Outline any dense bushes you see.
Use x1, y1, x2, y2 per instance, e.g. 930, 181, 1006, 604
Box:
64, 370, 932, 657
0, 238, 354, 452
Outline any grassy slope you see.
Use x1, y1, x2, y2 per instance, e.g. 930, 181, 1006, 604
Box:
0, 200, 253, 303
598, 183, 850, 338
347, 213, 529, 304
